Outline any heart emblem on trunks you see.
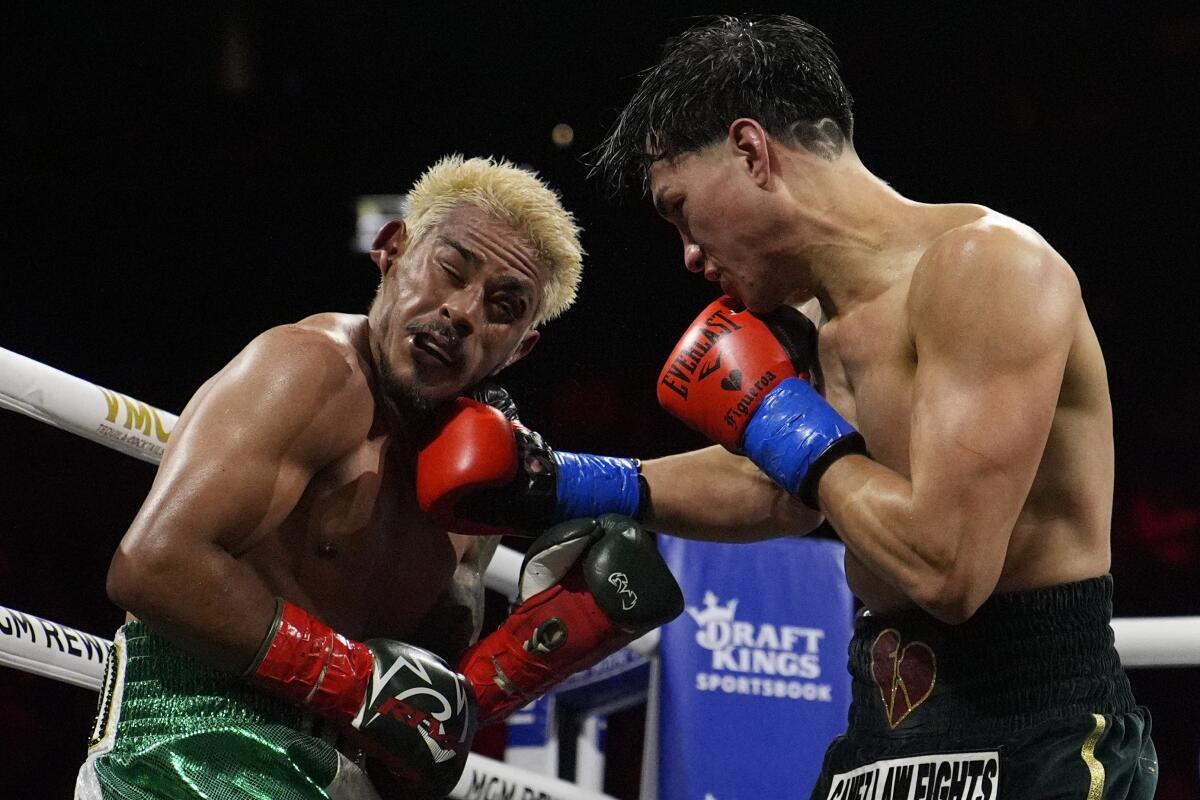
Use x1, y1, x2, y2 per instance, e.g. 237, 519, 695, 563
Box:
720, 370, 743, 391
870, 628, 936, 729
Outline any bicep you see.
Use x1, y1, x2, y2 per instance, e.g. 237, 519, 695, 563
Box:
907, 240, 1078, 563
128, 402, 309, 557
910, 335, 1065, 535
121, 331, 363, 559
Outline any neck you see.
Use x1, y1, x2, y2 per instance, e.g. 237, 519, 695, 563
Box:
777, 149, 928, 317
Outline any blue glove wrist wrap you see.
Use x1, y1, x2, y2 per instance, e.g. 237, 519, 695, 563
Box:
553, 452, 641, 521
742, 377, 862, 498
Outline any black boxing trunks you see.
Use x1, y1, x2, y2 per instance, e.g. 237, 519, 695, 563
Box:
809, 575, 1157, 800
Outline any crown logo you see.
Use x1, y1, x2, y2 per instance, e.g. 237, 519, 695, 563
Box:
687, 591, 739, 650
687, 591, 738, 626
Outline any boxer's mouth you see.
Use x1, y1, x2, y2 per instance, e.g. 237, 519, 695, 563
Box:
409, 326, 462, 367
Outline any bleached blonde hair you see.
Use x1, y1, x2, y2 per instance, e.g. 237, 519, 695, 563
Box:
404, 155, 583, 324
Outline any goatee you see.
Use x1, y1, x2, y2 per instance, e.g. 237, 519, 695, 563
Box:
375, 359, 438, 429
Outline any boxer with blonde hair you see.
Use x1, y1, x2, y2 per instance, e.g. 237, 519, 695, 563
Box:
79, 155, 683, 800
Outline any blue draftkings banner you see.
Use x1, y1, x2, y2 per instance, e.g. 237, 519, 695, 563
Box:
656, 535, 853, 800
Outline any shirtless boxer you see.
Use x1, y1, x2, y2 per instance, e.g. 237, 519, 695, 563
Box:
584, 14, 1155, 800
76, 155, 682, 800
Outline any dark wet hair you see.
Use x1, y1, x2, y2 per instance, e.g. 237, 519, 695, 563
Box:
591, 15, 854, 195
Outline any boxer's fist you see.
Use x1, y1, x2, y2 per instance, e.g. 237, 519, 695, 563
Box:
247, 601, 475, 796
657, 296, 815, 450
459, 514, 684, 724
416, 393, 556, 537
658, 296, 865, 507
346, 639, 476, 794
417, 385, 642, 536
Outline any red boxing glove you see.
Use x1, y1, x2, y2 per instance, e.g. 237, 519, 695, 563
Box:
458, 514, 683, 725
657, 296, 816, 450
246, 600, 476, 796
416, 397, 522, 536
417, 387, 644, 537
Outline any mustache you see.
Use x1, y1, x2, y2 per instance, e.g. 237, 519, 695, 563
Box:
406, 320, 461, 346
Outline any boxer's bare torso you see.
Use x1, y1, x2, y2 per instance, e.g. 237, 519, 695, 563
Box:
240, 316, 486, 644
812, 205, 1113, 614
117, 312, 493, 667
637, 144, 1114, 622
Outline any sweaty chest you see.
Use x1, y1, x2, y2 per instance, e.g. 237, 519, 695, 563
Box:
819, 296, 917, 475
289, 436, 459, 638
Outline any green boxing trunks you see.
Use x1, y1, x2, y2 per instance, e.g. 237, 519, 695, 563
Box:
810, 575, 1158, 800
74, 621, 381, 800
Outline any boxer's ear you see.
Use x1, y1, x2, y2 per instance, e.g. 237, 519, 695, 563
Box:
729, 118, 771, 189
498, 329, 540, 371
370, 219, 407, 276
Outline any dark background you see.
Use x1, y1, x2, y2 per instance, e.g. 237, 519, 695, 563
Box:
2, 2, 1197, 797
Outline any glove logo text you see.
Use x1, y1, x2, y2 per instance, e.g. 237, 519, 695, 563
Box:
362, 652, 470, 763
607, 572, 638, 610
659, 308, 743, 400
722, 371, 776, 429
375, 695, 462, 762
697, 353, 723, 382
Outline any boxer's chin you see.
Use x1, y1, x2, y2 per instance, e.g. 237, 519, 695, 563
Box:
740, 288, 783, 315
376, 360, 439, 424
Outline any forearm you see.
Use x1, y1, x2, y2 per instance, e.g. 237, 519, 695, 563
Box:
107, 536, 277, 673
641, 446, 823, 541
817, 455, 978, 619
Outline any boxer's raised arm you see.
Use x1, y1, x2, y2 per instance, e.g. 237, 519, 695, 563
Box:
640, 446, 824, 540
106, 325, 371, 671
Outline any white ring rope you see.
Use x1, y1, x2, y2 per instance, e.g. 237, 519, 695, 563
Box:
1, 344, 1196, 667
1106, 616, 1200, 668
0, 602, 617, 800
0, 604, 110, 690
0, 347, 176, 464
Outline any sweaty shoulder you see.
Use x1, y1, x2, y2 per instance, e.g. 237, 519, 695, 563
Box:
216, 313, 375, 464
908, 211, 1081, 349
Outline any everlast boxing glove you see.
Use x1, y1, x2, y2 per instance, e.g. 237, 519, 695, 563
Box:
246, 600, 476, 797
458, 514, 683, 724
657, 296, 865, 508
416, 385, 644, 537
